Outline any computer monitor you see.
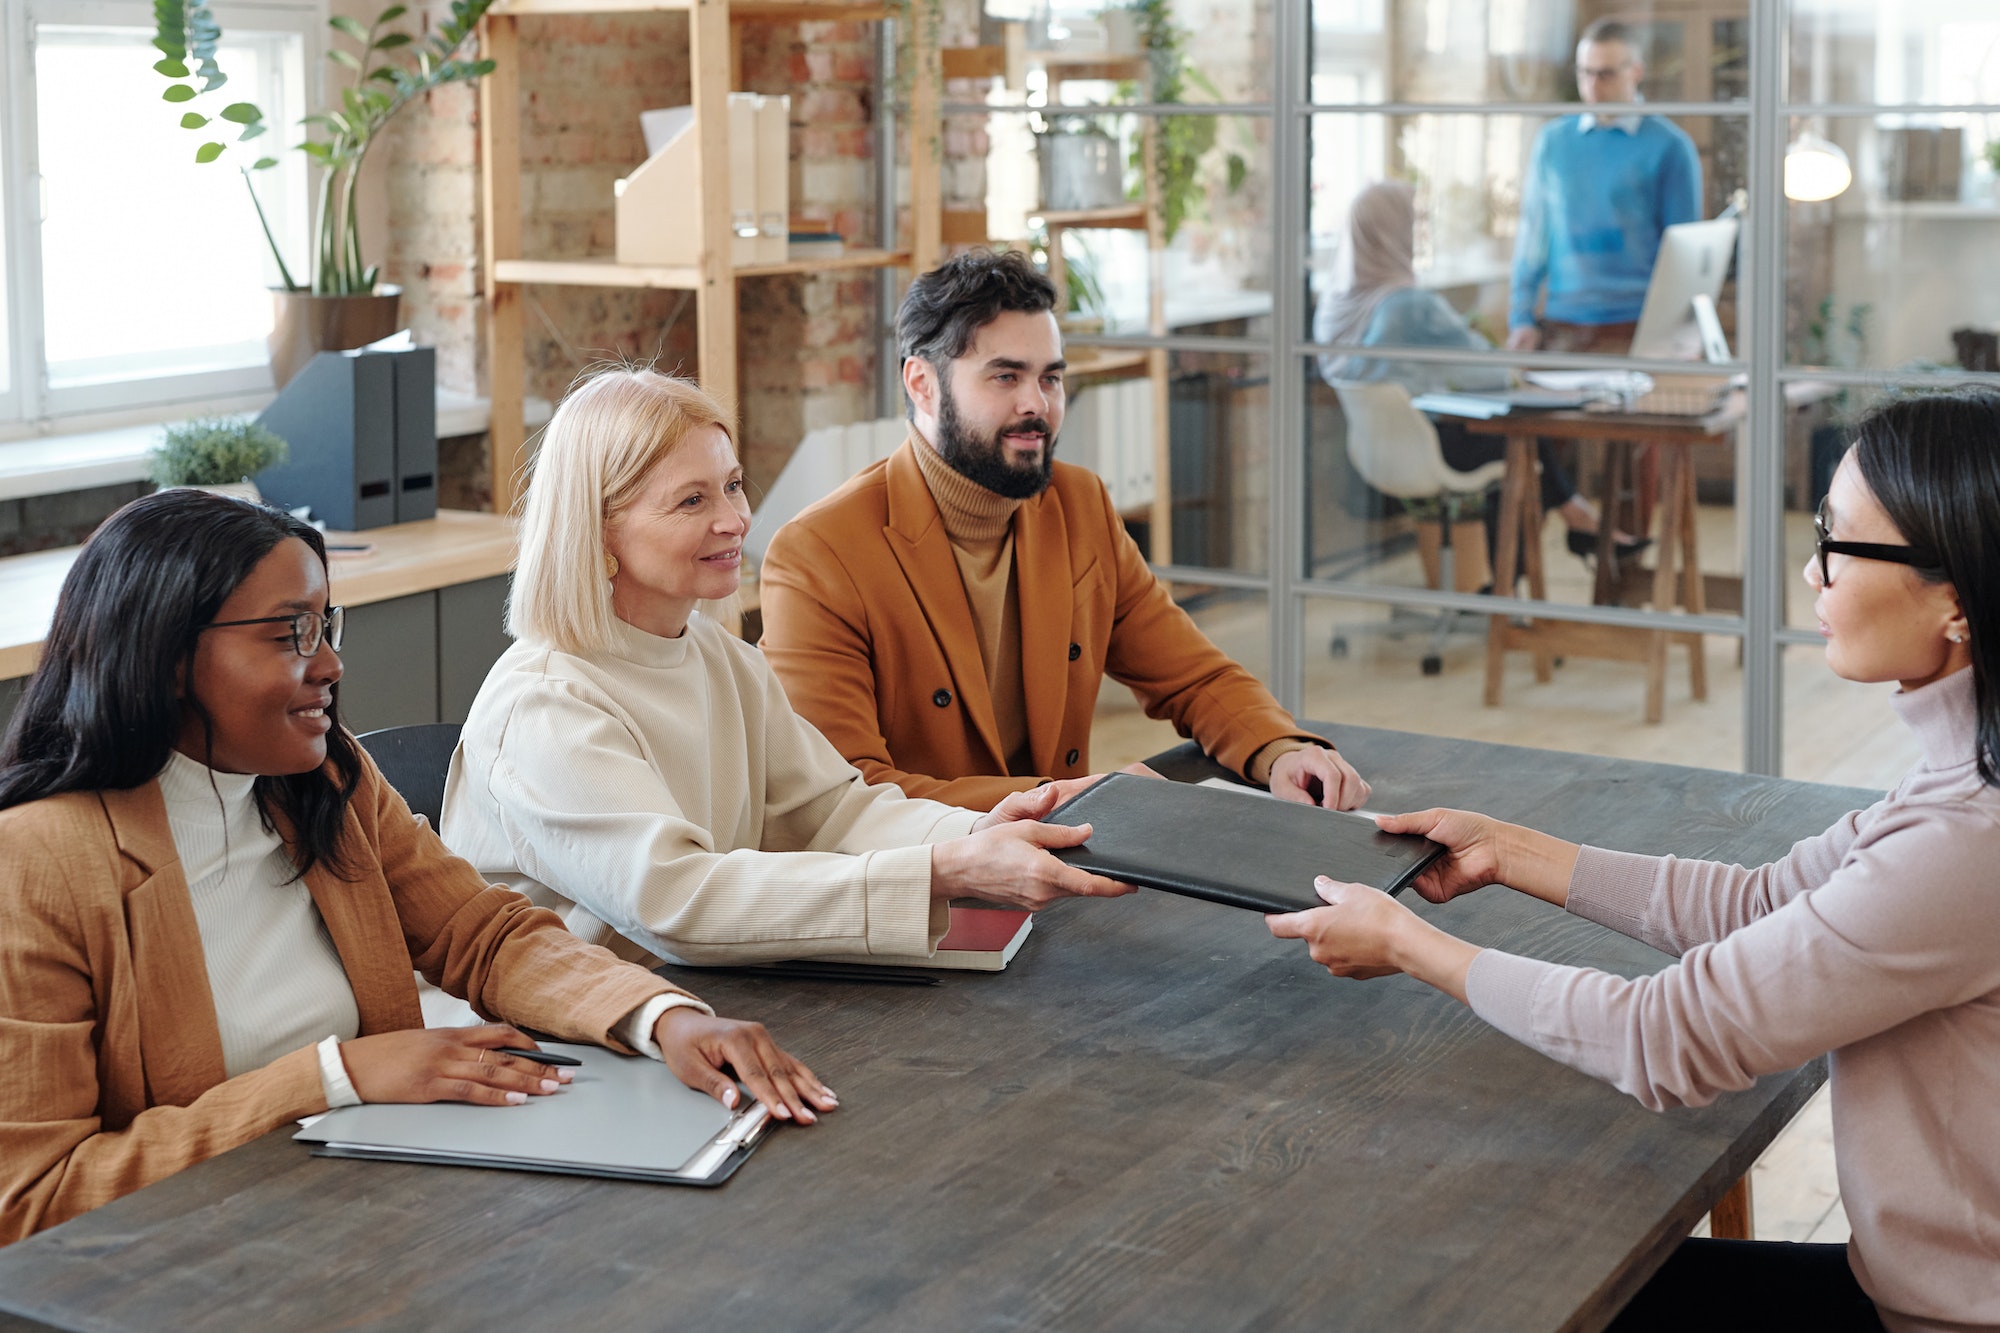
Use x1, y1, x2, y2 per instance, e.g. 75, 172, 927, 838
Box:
1629, 218, 1740, 361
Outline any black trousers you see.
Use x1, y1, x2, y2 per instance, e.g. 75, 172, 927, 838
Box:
1609, 1239, 1885, 1332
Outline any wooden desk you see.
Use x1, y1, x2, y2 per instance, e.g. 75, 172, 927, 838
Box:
0, 724, 1867, 1332
1469, 407, 1737, 724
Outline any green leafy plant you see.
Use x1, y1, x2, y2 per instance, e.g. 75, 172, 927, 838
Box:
1985, 139, 2000, 175
152, 0, 498, 295
149, 417, 290, 488
1122, 0, 1244, 243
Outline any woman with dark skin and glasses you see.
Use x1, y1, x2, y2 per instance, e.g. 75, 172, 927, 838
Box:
0, 490, 833, 1244
1267, 390, 2000, 1331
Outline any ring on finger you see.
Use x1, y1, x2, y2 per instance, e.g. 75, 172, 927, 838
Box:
478, 1050, 488, 1067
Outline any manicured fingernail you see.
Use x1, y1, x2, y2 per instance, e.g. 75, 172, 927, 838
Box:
557, 1069, 574, 1083
505, 1092, 527, 1105
540, 1078, 559, 1092
1316, 876, 1334, 887
797, 1108, 816, 1123
723, 1086, 738, 1108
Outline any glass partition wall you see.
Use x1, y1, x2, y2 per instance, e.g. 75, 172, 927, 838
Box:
953, 0, 2000, 777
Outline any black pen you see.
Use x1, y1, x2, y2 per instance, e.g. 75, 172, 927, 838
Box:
493, 1046, 582, 1067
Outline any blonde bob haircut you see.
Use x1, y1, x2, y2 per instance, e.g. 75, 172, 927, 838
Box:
509, 367, 735, 656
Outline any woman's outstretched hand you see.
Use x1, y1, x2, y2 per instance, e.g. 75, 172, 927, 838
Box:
1377, 808, 1581, 910
340, 1024, 576, 1107
1266, 878, 1480, 1003
1376, 808, 1511, 904
1265, 878, 1414, 980
653, 1008, 839, 1125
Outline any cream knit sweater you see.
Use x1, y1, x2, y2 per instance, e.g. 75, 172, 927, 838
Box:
442, 612, 980, 967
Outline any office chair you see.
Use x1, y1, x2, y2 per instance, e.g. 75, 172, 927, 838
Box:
1329, 380, 1507, 675
356, 722, 463, 828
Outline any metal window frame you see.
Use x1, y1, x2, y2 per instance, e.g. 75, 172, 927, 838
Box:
1039, 0, 2000, 779
1, 0, 322, 429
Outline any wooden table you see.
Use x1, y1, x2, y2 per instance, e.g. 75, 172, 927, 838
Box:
0, 725, 1871, 1332
1470, 406, 1737, 724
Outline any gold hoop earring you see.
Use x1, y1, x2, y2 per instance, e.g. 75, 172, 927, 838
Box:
605, 553, 620, 581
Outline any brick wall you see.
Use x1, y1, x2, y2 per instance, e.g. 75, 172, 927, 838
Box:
356, 5, 886, 507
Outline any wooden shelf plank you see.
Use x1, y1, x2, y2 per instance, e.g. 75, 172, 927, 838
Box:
494, 258, 701, 289
1065, 348, 1149, 377
731, 0, 893, 19
734, 247, 911, 277
941, 45, 1007, 80
941, 208, 989, 245
1036, 204, 1148, 230
495, 0, 689, 13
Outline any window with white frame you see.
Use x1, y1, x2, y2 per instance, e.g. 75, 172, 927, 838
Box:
2, 0, 316, 431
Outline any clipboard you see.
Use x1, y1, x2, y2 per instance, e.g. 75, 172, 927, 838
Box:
294, 1043, 770, 1186
1042, 772, 1447, 914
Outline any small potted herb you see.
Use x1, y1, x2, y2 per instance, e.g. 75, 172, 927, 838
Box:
149, 417, 290, 500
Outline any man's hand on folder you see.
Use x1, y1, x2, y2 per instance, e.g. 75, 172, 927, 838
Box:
1268, 746, 1371, 812
653, 1009, 839, 1126
935, 776, 1137, 909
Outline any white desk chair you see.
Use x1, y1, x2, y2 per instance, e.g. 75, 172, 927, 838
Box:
1330, 379, 1507, 675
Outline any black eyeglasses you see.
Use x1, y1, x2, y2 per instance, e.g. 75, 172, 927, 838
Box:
1813, 498, 1939, 587
203, 606, 345, 658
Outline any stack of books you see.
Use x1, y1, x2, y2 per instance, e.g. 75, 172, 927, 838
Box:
787, 219, 845, 261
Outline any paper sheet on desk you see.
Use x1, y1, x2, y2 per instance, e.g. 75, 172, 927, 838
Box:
1523, 370, 1654, 398
1196, 776, 1389, 821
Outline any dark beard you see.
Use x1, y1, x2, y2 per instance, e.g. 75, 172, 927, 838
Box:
933, 374, 1057, 500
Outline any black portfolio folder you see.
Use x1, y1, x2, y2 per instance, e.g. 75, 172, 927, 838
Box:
1044, 773, 1447, 914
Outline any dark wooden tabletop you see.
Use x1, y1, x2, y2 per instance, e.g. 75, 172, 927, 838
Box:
0, 724, 1877, 1333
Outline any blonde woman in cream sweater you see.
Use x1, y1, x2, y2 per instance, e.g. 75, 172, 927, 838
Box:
1268, 390, 2000, 1332
442, 369, 1131, 970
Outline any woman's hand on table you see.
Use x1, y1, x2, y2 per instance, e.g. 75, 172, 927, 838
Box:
652, 1008, 838, 1124
1265, 879, 1479, 1003
1376, 808, 1580, 909
340, 1024, 576, 1107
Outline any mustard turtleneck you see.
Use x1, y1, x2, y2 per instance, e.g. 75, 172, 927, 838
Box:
911, 429, 1037, 778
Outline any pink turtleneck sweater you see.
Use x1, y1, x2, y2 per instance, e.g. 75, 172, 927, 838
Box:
1467, 667, 2000, 1331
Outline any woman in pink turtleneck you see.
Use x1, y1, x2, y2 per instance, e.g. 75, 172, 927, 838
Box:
1268, 389, 2000, 1333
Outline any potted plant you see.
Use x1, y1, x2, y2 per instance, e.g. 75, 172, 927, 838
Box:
149, 417, 290, 500
1124, 0, 1245, 243
151, 0, 498, 385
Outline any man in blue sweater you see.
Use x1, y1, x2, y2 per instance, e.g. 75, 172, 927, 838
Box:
1506, 19, 1703, 355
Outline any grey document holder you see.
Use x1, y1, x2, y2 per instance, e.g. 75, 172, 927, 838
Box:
294, 1043, 769, 1187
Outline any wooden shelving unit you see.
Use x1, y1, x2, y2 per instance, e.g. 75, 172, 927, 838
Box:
477, 0, 940, 510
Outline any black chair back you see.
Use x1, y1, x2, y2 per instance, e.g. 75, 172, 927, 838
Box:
356, 723, 463, 828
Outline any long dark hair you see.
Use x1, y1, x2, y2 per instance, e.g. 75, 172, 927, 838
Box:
1849, 387, 2000, 787
0, 489, 364, 875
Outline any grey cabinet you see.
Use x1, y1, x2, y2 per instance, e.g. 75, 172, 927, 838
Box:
339, 593, 443, 734
338, 575, 512, 734
0, 575, 512, 743
437, 576, 511, 724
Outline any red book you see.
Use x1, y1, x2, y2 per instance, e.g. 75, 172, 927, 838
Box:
804, 907, 1034, 972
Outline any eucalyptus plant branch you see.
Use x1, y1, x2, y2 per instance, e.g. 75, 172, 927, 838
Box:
153, 0, 496, 296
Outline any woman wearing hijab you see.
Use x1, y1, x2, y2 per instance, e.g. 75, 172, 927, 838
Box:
1315, 180, 1634, 556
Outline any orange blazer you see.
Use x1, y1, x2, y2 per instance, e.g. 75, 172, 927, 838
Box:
0, 751, 691, 1243
759, 437, 1317, 811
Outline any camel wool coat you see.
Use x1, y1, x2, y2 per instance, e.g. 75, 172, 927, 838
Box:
759, 436, 1318, 810
0, 750, 690, 1243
